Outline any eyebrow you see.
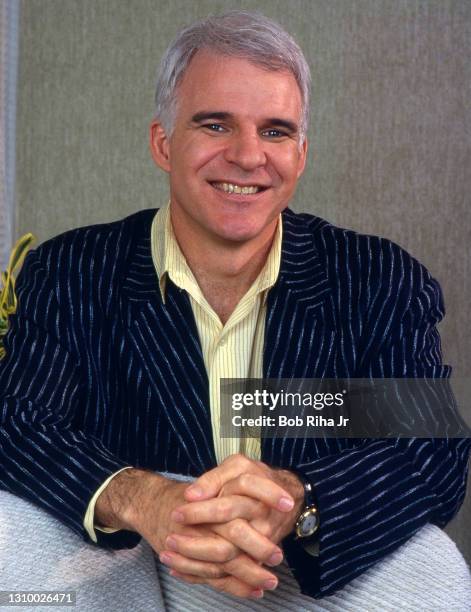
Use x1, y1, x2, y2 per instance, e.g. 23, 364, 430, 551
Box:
190, 111, 299, 134
191, 111, 232, 123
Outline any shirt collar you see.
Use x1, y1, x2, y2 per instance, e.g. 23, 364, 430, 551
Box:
151, 203, 282, 304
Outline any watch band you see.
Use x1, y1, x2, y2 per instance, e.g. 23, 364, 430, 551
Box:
297, 471, 317, 507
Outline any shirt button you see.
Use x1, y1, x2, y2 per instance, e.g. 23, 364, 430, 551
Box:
219, 336, 227, 346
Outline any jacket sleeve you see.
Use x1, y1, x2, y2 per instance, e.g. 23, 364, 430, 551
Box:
283, 274, 471, 598
0, 245, 140, 549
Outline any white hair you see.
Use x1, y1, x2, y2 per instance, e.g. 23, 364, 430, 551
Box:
155, 10, 311, 142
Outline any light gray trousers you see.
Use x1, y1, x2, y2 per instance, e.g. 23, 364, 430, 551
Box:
1, 483, 470, 612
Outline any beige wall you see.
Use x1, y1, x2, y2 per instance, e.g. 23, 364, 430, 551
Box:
16, 0, 471, 561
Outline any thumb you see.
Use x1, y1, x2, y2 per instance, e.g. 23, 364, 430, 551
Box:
184, 459, 247, 501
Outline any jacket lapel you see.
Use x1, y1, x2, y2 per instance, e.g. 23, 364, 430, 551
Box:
263, 210, 335, 468
121, 211, 216, 474
264, 210, 334, 379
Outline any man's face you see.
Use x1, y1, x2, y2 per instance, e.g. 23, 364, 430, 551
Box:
151, 50, 307, 247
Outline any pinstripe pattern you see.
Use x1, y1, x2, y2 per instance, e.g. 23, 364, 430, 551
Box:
0, 208, 469, 599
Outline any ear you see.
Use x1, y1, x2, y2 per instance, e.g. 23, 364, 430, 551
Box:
149, 119, 171, 173
296, 137, 308, 179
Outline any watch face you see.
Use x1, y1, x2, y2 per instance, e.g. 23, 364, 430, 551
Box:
298, 508, 319, 538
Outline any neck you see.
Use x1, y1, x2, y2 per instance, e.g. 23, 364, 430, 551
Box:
169, 208, 277, 323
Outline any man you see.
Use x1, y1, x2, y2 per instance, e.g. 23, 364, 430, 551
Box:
0, 10, 469, 604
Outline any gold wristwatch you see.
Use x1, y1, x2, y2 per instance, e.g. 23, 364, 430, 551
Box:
294, 476, 319, 540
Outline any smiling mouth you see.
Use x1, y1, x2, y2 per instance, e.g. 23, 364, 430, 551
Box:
210, 181, 268, 195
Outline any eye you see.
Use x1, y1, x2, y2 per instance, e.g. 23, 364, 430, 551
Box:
202, 123, 226, 133
262, 128, 287, 139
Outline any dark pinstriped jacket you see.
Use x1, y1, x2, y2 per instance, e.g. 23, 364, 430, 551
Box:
0, 208, 469, 599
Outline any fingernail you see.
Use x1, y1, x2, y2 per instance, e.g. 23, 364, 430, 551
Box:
250, 589, 264, 599
267, 551, 283, 566
171, 511, 184, 523
263, 579, 277, 590
186, 485, 203, 499
159, 553, 172, 565
278, 496, 294, 511
166, 536, 177, 551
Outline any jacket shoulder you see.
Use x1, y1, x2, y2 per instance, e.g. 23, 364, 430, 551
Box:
282, 208, 435, 297
32, 209, 155, 258
17, 209, 157, 308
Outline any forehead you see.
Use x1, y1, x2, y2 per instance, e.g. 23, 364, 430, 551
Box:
176, 50, 302, 122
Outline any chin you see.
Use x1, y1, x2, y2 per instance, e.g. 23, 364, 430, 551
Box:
211, 218, 270, 244
213, 207, 278, 240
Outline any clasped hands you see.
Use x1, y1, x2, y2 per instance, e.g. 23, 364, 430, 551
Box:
157, 455, 304, 599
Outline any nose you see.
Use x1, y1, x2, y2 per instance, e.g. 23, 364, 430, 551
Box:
223, 129, 266, 170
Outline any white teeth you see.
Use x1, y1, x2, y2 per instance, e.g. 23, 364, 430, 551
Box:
213, 182, 261, 194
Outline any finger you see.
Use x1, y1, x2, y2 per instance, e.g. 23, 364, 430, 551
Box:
213, 519, 283, 565
222, 553, 278, 590
165, 533, 239, 563
184, 454, 262, 501
173, 495, 266, 525
163, 548, 277, 589
169, 570, 265, 600
159, 551, 227, 579
219, 473, 295, 512
164, 534, 282, 589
